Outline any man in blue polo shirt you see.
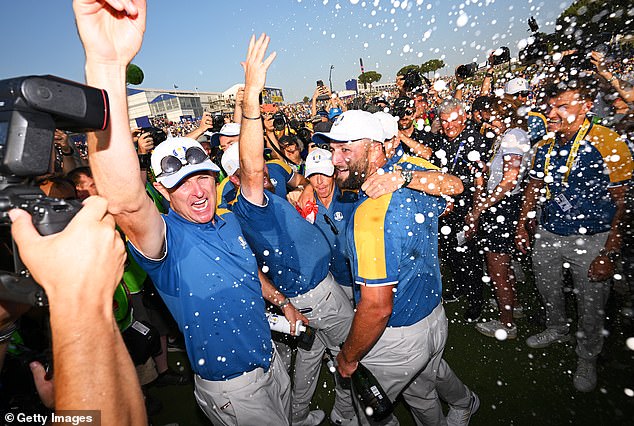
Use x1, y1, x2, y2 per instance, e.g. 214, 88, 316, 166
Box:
76, 6, 291, 424
515, 76, 633, 392
315, 110, 477, 425
231, 35, 356, 426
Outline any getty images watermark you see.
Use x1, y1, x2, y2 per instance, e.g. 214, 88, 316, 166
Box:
3, 410, 100, 425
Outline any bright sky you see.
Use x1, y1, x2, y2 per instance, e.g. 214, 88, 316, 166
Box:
2, 0, 573, 103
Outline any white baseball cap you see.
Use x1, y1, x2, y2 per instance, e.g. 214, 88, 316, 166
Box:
312, 110, 384, 145
504, 77, 530, 95
211, 122, 241, 146
220, 142, 240, 177
305, 148, 334, 178
151, 137, 219, 188
373, 111, 399, 141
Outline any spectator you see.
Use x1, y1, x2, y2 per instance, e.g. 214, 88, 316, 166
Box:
515, 76, 633, 392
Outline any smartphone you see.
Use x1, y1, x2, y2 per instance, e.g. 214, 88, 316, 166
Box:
316, 80, 324, 87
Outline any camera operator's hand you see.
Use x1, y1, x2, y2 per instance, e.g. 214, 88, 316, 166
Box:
30, 361, 55, 409
590, 51, 610, 77
73, 0, 145, 66
53, 129, 70, 149
235, 87, 245, 107
199, 111, 214, 132
9, 196, 125, 303
136, 131, 154, 154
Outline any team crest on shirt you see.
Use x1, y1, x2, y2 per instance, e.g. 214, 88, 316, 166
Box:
334, 211, 344, 221
238, 236, 248, 249
271, 178, 278, 187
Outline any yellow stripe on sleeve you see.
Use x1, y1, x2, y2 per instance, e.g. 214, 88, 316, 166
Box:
398, 155, 440, 170
587, 125, 634, 184
354, 194, 392, 280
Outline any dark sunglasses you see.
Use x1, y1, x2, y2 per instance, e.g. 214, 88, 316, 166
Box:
157, 146, 209, 178
517, 91, 530, 97
401, 109, 415, 117
323, 214, 339, 235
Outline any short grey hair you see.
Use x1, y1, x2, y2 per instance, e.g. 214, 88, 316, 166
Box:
437, 98, 466, 116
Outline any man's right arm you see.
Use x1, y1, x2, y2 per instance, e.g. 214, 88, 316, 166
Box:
77, 0, 165, 258
515, 177, 544, 254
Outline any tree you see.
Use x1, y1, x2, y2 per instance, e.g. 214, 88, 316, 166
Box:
420, 59, 446, 77
358, 71, 382, 86
126, 63, 144, 85
397, 64, 420, 77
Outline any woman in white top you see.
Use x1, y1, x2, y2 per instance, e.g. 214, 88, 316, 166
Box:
465, 98, 531, 339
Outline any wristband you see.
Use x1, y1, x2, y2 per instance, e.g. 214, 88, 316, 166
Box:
61, 146, 74, 156
278, 298, 291, 309
242, 113, 262, 120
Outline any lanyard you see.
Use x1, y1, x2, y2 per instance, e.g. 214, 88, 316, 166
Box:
450, 139, 467, 172
543, 119, 592, 200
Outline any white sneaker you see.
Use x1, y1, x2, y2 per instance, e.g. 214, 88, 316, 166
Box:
330, 408, 358, 426
293, 410, 325, 426
446, 390, 480, 426
573, 359, 597, 392
475, 320, 517, 340
526, 328, 571, 349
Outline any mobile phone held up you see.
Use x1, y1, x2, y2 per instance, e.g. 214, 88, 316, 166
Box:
316, 80, 329, 101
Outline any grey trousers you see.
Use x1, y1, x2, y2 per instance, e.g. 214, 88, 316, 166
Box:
356, 303, 470, 426
290, 273, 356, 422
532, 227, 611, 360
193, 347, 291, 425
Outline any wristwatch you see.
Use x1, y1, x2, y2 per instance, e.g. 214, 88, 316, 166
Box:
400, 169, 414, 188
599, 248, 619, 262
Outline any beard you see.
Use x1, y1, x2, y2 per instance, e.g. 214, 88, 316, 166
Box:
335, 157, 369, 190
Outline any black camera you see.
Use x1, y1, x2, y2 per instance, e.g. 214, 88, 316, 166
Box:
490, 47, 511, 66
273, 112, 288, 132
212, 114, 225, 132
403, 70, 424, 93
0, 75, 109, 176
456, 63, 478, 79
139, 126, 167, 145
0, 75, 110, 306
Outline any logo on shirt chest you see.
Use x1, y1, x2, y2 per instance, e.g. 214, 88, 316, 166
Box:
334, 211, 344, 221
271, 178, 278, 187
238, 236, 248, 250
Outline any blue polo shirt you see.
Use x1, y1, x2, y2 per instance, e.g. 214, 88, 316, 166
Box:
128, 209, 272, 381
313, 187, 358, 287
233, 191, 332, 297
530, 123, 633, 236
216, 160, 295, 211
348, 189, 446, 327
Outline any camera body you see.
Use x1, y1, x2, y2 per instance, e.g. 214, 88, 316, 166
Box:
139, 126, 167, 145
490, 47, 511, 66
0, 75, 109, 176
0, 75, 110, 306
456, 63, 478, 79
273, 112, 288, 132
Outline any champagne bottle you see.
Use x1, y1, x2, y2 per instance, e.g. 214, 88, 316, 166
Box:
351, 362, 393, 421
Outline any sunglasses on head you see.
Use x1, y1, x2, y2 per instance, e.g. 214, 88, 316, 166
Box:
157, 146, 209, 178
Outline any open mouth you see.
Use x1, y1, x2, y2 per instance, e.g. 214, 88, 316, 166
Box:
191, 198, 208, 211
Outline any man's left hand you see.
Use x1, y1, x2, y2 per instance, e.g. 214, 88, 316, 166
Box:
362, 171, 403, 199
336, 351, 358, 378
588, 255, 615, 282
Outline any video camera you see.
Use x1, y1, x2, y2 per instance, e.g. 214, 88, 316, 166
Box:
0, 75, 109, 306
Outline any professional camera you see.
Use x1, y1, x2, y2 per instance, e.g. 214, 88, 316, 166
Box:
0, 75, 109, 306
403, 70, 425, 93
272, 112, 288, 132
211, 114, 225, 132
490, 47, 511, 66
138, 126, 167, 145
456, 63, 478, 79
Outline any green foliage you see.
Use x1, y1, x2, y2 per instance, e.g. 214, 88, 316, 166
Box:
397, 64, 420, 77
420, 59, 446, 76
126, 63, 144, 85
358, 71, 382, 85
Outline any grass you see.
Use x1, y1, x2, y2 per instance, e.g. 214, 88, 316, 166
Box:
150, 279, 634, 426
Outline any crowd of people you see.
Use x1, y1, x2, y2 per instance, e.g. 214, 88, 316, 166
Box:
1, 1, 633, 426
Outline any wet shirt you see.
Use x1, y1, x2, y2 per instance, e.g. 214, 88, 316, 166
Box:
233, 190, 332, 297
425, 124, 490, 218
128, 209, 272, 381
530, 122, 633, 236
487, 127, 531, 194
347, 189, 446, 327
313, 187, 359, 287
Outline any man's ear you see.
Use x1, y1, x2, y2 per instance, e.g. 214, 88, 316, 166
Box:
229, 174, 240, 187
368, 141, 386, 167
153, 181, 171, 202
